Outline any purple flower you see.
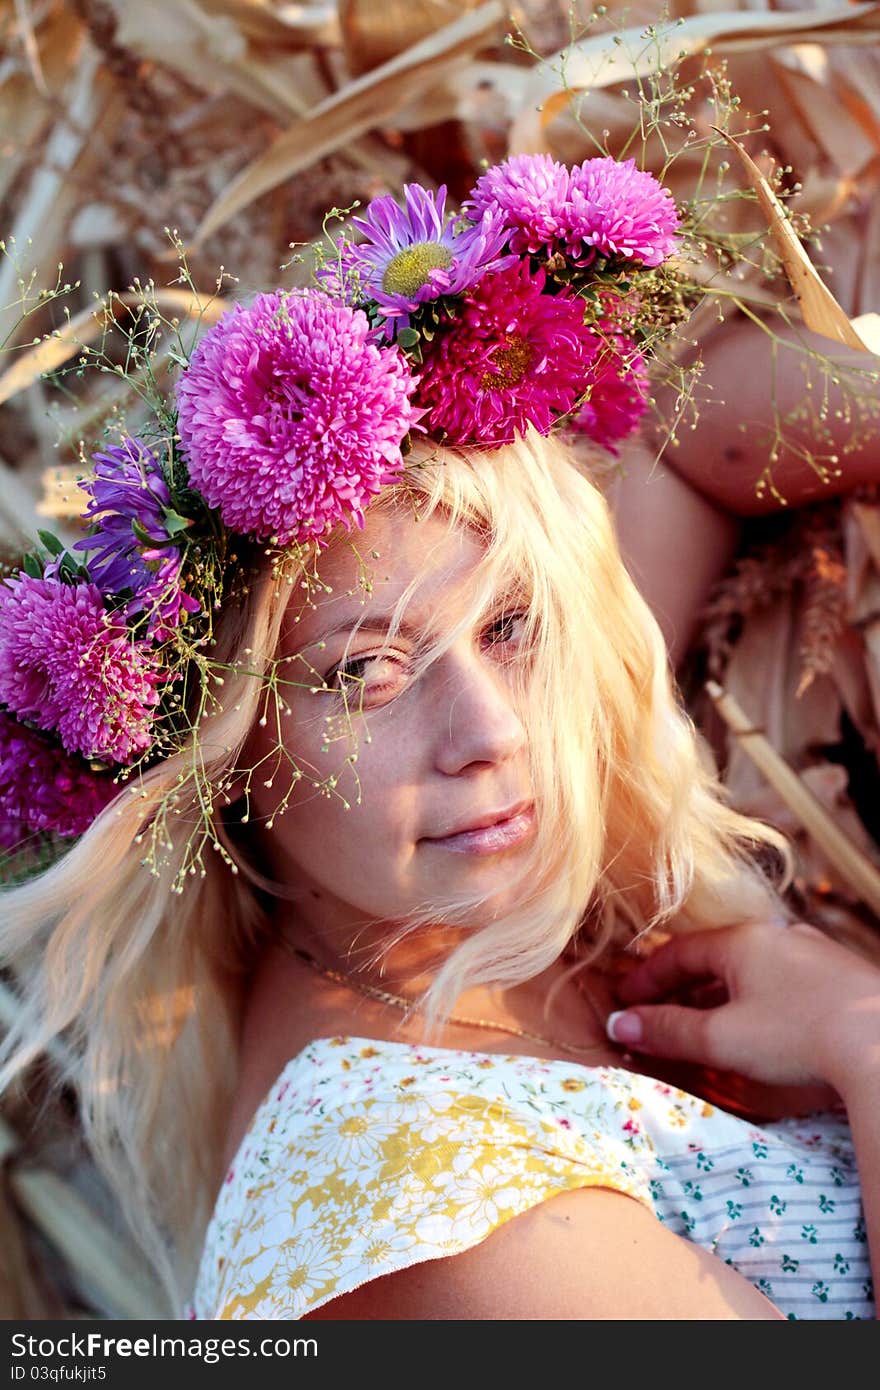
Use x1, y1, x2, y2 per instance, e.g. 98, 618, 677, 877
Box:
465, 154, 572, 256
415, 261, 599, 446
74, 437, 200, 640
0, 712, 117, 847
570, 336, 649, 453
567, 157, 680, 268
323, 184, 510, 338
175, 289, 420, 545
0, 571, 162, 764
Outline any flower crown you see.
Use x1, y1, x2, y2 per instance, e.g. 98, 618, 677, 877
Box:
0, 153, 682, 866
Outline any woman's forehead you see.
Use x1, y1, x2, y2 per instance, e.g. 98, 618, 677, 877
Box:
291, 506, 489, 645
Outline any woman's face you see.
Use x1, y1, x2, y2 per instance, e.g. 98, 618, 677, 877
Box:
244, 504, 536, 937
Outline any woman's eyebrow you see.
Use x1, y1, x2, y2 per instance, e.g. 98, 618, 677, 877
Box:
308, 591, 525, 647
310, 610, 426, 645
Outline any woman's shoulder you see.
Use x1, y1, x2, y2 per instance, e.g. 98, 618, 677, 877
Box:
198, 1038, 651, 1317
194, 1035, 862, 1319
302, 1184, 785, 1320
204, 1040, 787, 1321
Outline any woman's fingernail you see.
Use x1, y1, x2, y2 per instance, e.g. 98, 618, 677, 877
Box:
606, 1010, 643, 1045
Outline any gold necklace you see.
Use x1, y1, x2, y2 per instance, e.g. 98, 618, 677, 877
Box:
280, 939, 607, 1060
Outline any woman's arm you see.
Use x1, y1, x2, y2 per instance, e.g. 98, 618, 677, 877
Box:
612, 919, 880, 1315
605, 316, 879, 667
603, 436, 741, 668
304, 1184, 784, 1319
653, 317, 880, 518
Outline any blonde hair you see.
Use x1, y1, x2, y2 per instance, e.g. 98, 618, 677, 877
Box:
0, 429, 794, 1313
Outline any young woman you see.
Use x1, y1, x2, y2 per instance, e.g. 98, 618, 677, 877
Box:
0, 160, 877, 1320
3, 431, 877, 1320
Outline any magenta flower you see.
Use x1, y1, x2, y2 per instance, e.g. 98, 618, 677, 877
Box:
414, 261, 599, 445
322, 184, 510, 338
570, 337, 649, 453
75, 437, 200, 639
465, 154, 572, 256
175, 290, 420, 545
0, 713, 117, 847
567, 157, 680, 268
0, 571, 162, 764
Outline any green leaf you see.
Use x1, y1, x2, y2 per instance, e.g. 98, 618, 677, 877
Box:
161, 508, 193, 537
56, 553, 84, 582
37, 529, 65, 557
23, 553, 42, 579
396, 327, 420, 350
131, 518, 156, 548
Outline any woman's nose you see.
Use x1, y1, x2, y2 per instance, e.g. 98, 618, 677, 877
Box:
432, 651, 526, 775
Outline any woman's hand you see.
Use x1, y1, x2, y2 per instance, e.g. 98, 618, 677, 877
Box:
607, 920, 880, 1098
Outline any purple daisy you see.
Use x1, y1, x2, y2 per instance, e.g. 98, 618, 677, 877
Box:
465, 153, 572, 257
325, 184, 511, 338
570, 336, 649, 453
175, 290, 420, 545
0, 570, 162, 764
414, 261, 599, 446
74, 437, 200, 640
567, 157, 680, 268
0, 712, 117, 847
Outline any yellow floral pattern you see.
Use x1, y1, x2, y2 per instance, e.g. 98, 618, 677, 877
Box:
188, 1037, 872, 1321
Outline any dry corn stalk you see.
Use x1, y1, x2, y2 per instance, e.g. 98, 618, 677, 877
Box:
707, 680, 880, 919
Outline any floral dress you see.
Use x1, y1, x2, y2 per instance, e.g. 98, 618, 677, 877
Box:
187, 1037, 873, 1320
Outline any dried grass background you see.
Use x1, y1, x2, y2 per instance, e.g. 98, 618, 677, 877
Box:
0, 0, 879, 1318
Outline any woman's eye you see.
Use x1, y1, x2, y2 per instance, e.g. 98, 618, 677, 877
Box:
327, 652, 408, 701
484, 609, 529, 649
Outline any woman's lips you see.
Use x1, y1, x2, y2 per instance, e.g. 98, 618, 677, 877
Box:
423, 804, 536, 856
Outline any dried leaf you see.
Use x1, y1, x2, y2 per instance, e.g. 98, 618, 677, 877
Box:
340, 0, 483, 76
509, 3, 880, 154
390, 58, 534, 133
798, 543, 849, 696
771, 47, 879, 176
722, 131, 875, 351
821, 625, 880, 763
193, 1, 505, 246
12, 0, 47, 94
848, 499, 880, 575
717, 592, 843, 809
737, 760, 880, 902
0, 454, 50, 548
0, 1113, 169, 1318
107, 0, 328, 117
707, 679, 880, 918
35, 466, 91, 524
0, 52, 123, 352
0, 290, 227, 407
198, 0, 340, 48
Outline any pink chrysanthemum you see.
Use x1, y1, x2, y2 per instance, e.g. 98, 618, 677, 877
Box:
570, 336, 649, 454
0, 713, 117, 847
175, 290, 420, 544
0, 572, 162, 764
415, 261, 599, 445
567, 157, 680, 268
465, 153, 572, 256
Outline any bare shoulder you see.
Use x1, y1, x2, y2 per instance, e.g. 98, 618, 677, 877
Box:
303, 1186, 784, 1320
